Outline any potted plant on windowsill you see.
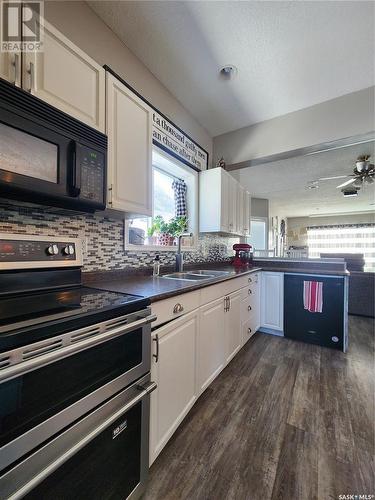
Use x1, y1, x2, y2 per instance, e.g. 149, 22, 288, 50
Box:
168, 216, 188, 246
154, 216, 174, 246
146, 215, 163, 245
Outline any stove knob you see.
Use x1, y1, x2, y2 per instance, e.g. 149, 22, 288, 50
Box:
47, 244, 59, 256
63, 245, 75, 256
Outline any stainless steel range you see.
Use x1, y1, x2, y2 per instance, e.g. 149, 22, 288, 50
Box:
0, 234, 156, 500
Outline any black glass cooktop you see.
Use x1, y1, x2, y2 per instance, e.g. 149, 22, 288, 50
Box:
0, 286, 150, 352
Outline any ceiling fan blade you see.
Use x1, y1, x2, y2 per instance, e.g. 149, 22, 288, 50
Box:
318, 175, 349, 181
336, 178, 357, 189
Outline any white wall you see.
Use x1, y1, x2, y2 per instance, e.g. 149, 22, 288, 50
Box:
44, 1, 213, 166
213, 87, 375, 165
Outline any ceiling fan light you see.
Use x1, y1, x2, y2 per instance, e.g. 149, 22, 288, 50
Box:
365, 176, 374, 184
353, 178, 363, 187
356, 159, 370, 172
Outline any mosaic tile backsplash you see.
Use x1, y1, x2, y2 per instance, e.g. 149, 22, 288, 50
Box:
0, 201, 239, 272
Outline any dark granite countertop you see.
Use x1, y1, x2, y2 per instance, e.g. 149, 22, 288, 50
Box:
84, 263, 348, 303
84, 266, 262, 302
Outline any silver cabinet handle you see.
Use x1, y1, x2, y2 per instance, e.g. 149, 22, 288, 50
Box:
173, 303, 184, 314
152, 334, 159, 363
224, 296, 227, 312
248, 305, 252, 311
248, 327, 252, 334
248, 277, 252, 283
248, 289, 252, 295
228, 296, 231, 310
12, 53, 20, 85
28, 61, 35, 92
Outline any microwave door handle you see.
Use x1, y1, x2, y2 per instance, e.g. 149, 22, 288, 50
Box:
71, 144, 81, 197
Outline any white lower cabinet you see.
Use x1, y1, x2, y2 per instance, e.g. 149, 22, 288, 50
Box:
150, 272, 264, 463
225, 290, 242, 363
260, 272, 284, 333
150, 310, 199, 465
197, 297, 226, 394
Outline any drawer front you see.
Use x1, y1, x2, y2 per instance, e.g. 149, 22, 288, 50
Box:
242, 316, 257, 344
200, 280, 232, 306
241, 282, 259, 301
241, 296, 255, 321
152, 290, 200, 327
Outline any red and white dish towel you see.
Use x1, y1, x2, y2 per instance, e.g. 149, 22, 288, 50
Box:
303, 281, 323, 313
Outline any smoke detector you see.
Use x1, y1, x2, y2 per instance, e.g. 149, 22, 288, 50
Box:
219, 65, 238, 80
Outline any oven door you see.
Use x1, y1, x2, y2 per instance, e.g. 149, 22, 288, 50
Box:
0, 309, 155, 472
0, 109, 73, 202
0, 374, 156, 500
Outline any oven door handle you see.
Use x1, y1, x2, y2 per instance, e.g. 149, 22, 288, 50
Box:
9, 381, 157, 500
0, 314, 157, 384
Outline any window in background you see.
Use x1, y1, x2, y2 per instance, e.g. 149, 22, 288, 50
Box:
126, 149, 197, 250
249, 218, 267, 250
307, 225, 375, 271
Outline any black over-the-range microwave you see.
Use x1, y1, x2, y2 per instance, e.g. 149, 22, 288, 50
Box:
0, 77, 107, 212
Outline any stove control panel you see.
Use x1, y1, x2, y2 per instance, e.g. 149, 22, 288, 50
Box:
0, 234, 82, 270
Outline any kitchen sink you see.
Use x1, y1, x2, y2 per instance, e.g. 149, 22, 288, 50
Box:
161, 270, 230, 281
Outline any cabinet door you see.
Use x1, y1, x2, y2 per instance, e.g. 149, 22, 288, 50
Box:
150, 311, 198, 464
228, 176, 238, 234
23, 21, 105, 131
106, 73, 152, 215
260, 272, 284, 332
197, 297, 226, 394
0, 52, 21, 86
225, 290, 242, 363
243, 191, 251, 236
237, 185, 244, 237
220, 170, 231, 233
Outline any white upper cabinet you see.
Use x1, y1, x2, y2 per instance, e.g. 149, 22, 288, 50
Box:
199, 167, 251, 236
106, 73, 153, 215
243, 190, 251, 236
23, 22, 105, 132
0, 52, 21, 86
260, 272, 284, 332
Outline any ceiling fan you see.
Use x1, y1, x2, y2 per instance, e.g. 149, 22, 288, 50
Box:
308, 155, 375, 191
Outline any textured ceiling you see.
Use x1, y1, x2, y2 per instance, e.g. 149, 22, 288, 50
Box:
236, 143, 375, 217
88, 1, 374, 137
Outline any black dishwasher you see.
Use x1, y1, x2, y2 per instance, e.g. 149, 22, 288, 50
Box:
284, 273, 347, 351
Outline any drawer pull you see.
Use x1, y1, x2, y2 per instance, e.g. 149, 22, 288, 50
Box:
173, 303, 184, 314
248, 277, 252, 283
248, 328, 252, 334
248, 289, 252, 295
152, 334, 159, 363
248, 305, 252, 311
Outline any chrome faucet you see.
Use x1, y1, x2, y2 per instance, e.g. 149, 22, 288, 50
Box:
175, 233, 192, 272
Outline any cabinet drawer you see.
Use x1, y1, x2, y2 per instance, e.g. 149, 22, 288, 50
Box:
152, 290, 200, 327
241, 297, 255, 320
241, 283, 259, 301
242, 317, 256, 344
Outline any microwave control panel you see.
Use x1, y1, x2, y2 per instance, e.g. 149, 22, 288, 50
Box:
77, 145, 105, 205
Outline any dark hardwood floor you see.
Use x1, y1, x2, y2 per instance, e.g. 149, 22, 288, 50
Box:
143, 315, 375, 500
